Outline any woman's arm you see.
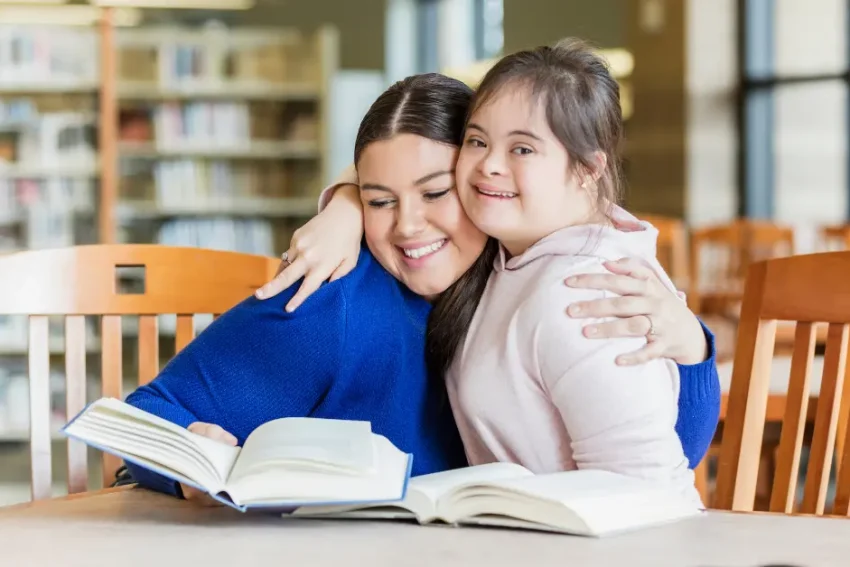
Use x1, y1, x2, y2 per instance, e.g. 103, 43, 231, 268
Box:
124, 281, 346, 497
673, 320, 721, 467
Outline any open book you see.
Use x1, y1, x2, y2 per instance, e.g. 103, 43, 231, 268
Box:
293, 462, 703, 537
62, 397, 413, 512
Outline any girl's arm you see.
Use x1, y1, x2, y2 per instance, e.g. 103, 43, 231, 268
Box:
255, 165, 364, 311
563, 258, 721, 467
529, 264, 699, 500
124, 280, 346, 497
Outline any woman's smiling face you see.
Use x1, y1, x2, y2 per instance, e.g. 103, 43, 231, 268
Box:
357, 133, 490, 300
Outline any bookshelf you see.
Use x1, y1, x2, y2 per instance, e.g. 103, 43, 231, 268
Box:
0, 17, 340, 448
111, 23, 338, 256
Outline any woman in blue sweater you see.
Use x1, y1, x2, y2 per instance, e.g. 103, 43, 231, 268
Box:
125, 73, 719, 504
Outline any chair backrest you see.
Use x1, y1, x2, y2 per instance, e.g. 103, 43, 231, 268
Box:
688, 219, 795, 314
714, 251, 850, 516
637, 213, 689, 288
821, 225, 850, 251
0, 245, 280, 502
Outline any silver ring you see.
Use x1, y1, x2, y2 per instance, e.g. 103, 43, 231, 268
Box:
645, 314, 657, 337
281, 251, 292, 267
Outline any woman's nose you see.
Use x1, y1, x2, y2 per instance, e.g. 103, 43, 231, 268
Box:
395, 201, 427, 237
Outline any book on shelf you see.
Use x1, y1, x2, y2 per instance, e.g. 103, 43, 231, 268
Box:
293, 462, 704, 537
62, 397, 414, 512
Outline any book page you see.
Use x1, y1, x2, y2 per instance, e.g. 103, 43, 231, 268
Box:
451, 469, 702, 536
63, 398, 240, 487
227, 434, 410, 506
412, 462, 533, 507
229, 417, 376, 483
290, 462, 533, 522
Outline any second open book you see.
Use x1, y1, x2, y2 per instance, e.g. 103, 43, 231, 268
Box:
294, 461, 704, 537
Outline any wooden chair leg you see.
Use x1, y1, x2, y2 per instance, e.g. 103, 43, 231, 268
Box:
694, 458, 710, 507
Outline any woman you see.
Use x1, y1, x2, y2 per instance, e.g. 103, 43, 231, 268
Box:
124, 73, 718, 505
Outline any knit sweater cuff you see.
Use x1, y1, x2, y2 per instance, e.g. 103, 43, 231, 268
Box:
124, 461, 183, 498
678, 318, 721, 404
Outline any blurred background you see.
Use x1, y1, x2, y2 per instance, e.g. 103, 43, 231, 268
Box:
0, 0, 846, 506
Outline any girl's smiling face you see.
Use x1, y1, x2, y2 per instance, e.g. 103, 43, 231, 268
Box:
455, 86, 600, 257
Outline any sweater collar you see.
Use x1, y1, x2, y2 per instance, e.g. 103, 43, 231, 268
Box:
493, 205, 655, 272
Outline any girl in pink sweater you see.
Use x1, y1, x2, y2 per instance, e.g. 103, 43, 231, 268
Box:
447, 38, 700, 504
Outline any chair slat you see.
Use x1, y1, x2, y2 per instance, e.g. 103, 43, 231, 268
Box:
834, 416, 850, 515
28, 315, 52, 501
64, 316, 88, 494
138, 315, 159, 386
101, 315, 123, 484
175, 315, 194, 354
801, 323, 849, 515
769, 322, 816, 513
714, 259, 775, 512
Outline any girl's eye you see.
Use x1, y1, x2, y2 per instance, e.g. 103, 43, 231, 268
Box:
512, 146, 533, 156
367, 199, 395, 209
424, 188, 451, 201
465, 138, 486, 148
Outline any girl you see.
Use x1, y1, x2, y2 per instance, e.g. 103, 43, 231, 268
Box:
448, 38, 700, 502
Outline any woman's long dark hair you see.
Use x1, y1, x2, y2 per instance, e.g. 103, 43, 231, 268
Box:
354, 73, 499, 383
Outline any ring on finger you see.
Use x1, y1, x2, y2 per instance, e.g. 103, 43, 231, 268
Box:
644, 314, 657, 337
281, 251, 293, 268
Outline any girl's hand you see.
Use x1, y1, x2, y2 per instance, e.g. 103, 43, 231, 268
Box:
180, 422, 238, 506
565, 257, 708, 366
255, 184, 364, 311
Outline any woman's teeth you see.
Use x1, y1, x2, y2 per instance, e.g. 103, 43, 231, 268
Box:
402, 239, 447, 259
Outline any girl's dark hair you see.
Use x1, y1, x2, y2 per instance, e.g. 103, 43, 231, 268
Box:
353, 73, 499, 383
471, 37, 625, 216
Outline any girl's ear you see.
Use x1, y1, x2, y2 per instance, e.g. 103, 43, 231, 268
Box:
577, 152, 608, 189
589, 151, 608, 183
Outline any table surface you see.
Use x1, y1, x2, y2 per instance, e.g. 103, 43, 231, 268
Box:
0, 487, 848, 567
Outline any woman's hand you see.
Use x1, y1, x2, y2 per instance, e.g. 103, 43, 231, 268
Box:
565, 257, 708, 366
180, 422, 238, 506
255, 184, 364, 311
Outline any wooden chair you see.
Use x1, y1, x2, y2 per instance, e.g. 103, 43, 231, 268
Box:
688, 219, 795, 317
821, 225, 850, 251
0, 245, 279, 502
636, 213, 689, 289
714, 251, 850, 516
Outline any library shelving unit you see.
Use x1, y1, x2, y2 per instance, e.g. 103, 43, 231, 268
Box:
109, 23, 339, 257
0, 16, 339, 451
0, 23, 103, 445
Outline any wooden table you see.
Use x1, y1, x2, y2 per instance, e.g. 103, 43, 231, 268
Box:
0, 487, 848, 566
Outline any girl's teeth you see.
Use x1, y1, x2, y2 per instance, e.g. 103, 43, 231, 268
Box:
403, 240, 446, 259
478, 187, 516, 198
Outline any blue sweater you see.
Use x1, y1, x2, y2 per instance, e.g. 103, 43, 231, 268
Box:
125, 246, 720, 497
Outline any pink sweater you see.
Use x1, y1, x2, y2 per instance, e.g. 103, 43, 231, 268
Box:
446, 206, 701, 506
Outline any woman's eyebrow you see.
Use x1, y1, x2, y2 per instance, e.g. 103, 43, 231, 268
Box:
361, 169, 454, 192
361, 183, 392, 192
414, 170, 454, 185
